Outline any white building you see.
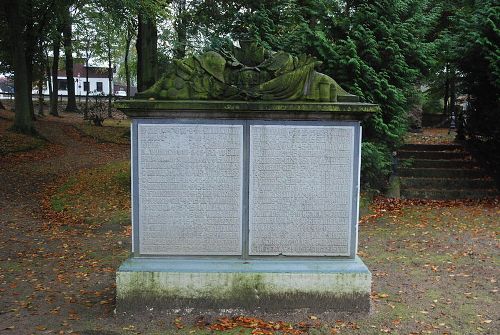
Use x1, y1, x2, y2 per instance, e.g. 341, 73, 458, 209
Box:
39, 63, 113, 96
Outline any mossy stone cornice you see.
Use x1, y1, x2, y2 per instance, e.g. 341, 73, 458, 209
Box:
114, 100, 378, 121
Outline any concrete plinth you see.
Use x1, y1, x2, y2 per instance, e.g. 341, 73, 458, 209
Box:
116, 257, 371, 312
115, 101, 378, 314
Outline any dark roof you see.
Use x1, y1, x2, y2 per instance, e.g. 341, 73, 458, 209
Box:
58, 63, 109, 78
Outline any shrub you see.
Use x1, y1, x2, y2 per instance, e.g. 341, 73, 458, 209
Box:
361, 142, 392, 191
87, 100, 108, 126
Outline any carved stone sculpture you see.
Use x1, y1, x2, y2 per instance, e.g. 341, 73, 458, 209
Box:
136, 41, 358, 102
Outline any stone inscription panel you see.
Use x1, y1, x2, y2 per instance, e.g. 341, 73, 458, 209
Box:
137, 123, 243, 255
249, 125, 354, 256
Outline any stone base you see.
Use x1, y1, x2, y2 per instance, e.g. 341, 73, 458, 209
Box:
116, 257, 371, 313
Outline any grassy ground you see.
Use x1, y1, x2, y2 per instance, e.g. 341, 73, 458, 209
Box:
73, 119, 130, 144
0, 114, 46, 155
50, 161, 131, 221
0, 109, 130, 156
44, 163, 499, 335
0, 116, 498, 334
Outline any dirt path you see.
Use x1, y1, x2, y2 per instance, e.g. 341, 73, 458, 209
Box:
1, 116, 498, 335
0, 114, 129, 334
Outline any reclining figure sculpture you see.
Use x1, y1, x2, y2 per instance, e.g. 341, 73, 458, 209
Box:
136, 40, 358, 102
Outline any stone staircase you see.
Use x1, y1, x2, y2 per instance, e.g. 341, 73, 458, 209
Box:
397, 143, 498, 199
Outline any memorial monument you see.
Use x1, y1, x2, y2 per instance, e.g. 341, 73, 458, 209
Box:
115, 41, 377, 312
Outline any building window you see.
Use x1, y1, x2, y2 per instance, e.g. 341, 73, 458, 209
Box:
96, 82, 103, 92
58, 79, 68, 91
83, 82, 90, 91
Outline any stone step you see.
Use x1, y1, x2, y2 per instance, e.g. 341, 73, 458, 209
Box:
401, 188, 498, 200
401, 144, 463, 152
400, 177, 495, 190
397, 141, 498, 200
398, 167, 485, 179
402, 159, 477, 169
398, 150, 469, 160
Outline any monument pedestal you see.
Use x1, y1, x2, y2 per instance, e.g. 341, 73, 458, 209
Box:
115, 100, 377, 313
117, 257, 370, 312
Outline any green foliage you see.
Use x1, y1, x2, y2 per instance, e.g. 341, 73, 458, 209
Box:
3, 0, 496, 191
455, 0, 499, 140
117, 49, 137, 84
219, 0, 435, 190
454, 0, 500, 185
360, 142, 392, 191
424, 0, 498, 139
422, 91, 444, 115
424, 0, 499, 184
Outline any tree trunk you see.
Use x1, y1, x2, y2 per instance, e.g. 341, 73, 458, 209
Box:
38, 78, 44, 116
450, 73, 456, 117
136, 13, 157, 92
25, 0, 35, 120
107, 40, 113, 118
37, 40, 45, 116
5, 0, 33, 133
450, 73, 464, 140
125, 25, 133, 98
443, 65, 449, 116
84, 52, 89, 119
46, 54, 52, 113
173, 0, 187, 59
63, 5, 78, 112
50, 34, 61, 116
26, 51, 35, 120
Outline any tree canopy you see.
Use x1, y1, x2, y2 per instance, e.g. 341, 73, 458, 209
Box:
0, 0, 497, 190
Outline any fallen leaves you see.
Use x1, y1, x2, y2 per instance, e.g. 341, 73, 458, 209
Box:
74, 123, 130, 145
379, 325, 392, 333
1, 115, 498, 334
0, 116, 47, 156
122, 325, 136, 331
404, 128, 457, 145
0, 115, 64, 167
185, 316, 363, 335
360, 196, 499, 225
376, 293, 390, 299
174, 317, 185, 329
207, 316, 305, 334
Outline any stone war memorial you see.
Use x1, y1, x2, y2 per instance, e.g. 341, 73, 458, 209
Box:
114, 41, 378, 312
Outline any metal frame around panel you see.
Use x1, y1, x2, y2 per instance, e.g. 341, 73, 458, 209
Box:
131, 118, 361, 259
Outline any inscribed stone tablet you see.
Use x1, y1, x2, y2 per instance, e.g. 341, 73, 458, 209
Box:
249, 125, 354, 256
137, 124, 243, 255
